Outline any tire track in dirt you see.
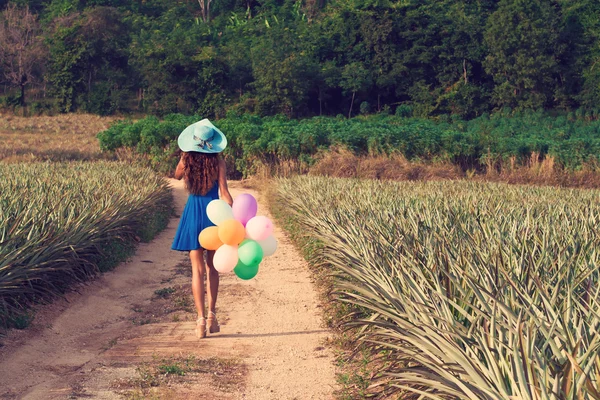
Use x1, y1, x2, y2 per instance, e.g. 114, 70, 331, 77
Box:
0, 179, 337, 399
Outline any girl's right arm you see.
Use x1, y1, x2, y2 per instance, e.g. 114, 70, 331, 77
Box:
174, 156, 185, 180
218, 158, 234, 206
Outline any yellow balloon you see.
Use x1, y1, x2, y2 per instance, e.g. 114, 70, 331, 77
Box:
199, 226, 223, 250
218, 219, 246, 246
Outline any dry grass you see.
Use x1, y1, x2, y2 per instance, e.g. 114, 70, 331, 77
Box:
310, 148, 600, 188
480, 153, 600, 188
0, 113, 121, 162
310, 147, 462, 181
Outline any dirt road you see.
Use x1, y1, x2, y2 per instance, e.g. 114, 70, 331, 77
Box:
0, 180, 336, 399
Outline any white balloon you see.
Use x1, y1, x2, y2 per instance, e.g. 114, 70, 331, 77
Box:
258, 235, 278, 257
206, 200, 234, 225
213, 244, 238, 273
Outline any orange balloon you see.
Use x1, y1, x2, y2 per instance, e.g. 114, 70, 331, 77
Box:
218, 219, 246, 245
199, 226, 223, 250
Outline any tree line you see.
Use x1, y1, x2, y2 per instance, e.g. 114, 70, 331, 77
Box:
0, 0, 599, 119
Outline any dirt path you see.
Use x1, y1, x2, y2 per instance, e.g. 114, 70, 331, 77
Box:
0, 180, 337, 399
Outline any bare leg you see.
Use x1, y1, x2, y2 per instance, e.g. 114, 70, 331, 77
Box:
205, 250, 220, 312
190, 249, 206, 337
205, 250, 220, 333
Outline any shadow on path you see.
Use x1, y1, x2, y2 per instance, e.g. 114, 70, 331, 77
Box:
216, 329, 329, 339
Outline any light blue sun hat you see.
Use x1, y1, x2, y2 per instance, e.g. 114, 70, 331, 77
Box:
177, 119, 227, 153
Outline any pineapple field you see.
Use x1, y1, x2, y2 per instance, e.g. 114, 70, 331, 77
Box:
0, 162, 172, 326
275, 176, 600, 399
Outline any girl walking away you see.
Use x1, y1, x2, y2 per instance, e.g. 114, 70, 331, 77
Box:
171, 119, 233, 339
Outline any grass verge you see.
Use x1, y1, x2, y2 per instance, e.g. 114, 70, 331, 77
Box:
112, 355, 247, 399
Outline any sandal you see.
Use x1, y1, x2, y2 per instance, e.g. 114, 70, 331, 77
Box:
207, 311, 220, 334
196, 317, 207, 339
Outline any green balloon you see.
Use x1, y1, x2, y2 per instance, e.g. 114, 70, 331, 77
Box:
234, 261, 259, 280
238, 239, 264, 266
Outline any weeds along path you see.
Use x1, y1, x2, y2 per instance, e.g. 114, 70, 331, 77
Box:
0, 180, 336, 399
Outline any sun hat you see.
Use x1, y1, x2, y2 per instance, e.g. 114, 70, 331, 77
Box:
177, 119, 227, 153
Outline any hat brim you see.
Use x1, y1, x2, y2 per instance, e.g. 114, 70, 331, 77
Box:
177, 119, 227, 153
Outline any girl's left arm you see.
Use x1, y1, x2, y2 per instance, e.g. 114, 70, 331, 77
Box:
218, 158, 234, 206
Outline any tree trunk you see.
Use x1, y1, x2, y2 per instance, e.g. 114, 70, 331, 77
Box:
348, 91, 355, 118
19, 73, 27, 107
198, 0, 212, 22
318, 87, 322, 116
20, 84, 25, 107
198, 0, 206, 22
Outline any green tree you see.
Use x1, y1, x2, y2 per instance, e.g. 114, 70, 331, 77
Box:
356, 8, 402, 112
564, 0, 600, 109
194, 46, 231, 118
45, 6, 129, 113
220, 21, 254, 105
431, 0, 495, 118
484, 0, 562, 110
251, 21, 318, 117
128, 7, 212, 115
341, 61, 371, 118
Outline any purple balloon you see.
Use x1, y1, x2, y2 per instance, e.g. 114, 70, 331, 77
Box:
232, 193, 258, 226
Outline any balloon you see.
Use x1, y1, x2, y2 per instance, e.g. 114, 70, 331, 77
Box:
238, 239, 264, 266
199, 226, 223, 250
213, 245, 239, 273
232, 194, 258, 226
218, 219, 246, 245
234, 261, 259, 280
245, 216, 273, 241
258, 235, 278, 257
206, 200, 234, 226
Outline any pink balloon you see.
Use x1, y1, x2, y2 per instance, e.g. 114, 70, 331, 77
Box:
213, 244, 239, 273
232, 193, 258, 226
245, 216, 273, 241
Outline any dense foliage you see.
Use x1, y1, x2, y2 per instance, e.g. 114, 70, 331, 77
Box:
0, 162, 172, 326
276, 176, 600, 399
1, 0, 599, 118
97, 112, 600, 177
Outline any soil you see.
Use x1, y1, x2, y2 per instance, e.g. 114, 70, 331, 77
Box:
0, 180, 337, 399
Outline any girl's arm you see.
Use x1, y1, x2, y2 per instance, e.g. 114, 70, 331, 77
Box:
218, 158, 233, 206
174, 156, 185, 180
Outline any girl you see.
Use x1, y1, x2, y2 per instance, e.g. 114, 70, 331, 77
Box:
171, 119, 233, 339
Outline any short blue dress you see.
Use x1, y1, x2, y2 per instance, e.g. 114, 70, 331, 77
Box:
172, 181, 219, 251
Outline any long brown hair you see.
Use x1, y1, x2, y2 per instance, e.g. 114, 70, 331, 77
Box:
182, 152, 220, 195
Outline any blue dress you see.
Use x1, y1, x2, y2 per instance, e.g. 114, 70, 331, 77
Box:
172, 181, 219, 251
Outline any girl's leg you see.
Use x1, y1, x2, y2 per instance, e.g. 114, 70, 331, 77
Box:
190, 249, 206, 337
205, 250, 220, 333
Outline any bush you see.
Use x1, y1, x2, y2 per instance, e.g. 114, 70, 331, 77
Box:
359, 101, 370, 115
96, 111, 600, 177
395, 104, 413, 118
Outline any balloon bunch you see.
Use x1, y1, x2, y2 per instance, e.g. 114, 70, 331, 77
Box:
198, 194, 277, 280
